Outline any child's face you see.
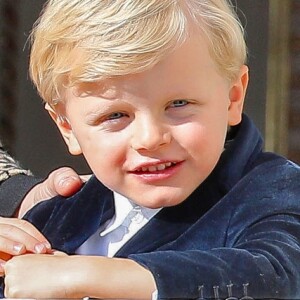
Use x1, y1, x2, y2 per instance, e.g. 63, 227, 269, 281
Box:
51, 33, 248, 208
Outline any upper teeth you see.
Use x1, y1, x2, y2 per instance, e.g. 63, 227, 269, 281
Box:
140, 162, 173, 172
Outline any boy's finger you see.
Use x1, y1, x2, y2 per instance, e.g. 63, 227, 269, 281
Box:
52, 250, 68, 256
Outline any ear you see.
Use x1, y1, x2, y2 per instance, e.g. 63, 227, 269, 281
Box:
228, 65, 249, 126
45, 104, 82, 155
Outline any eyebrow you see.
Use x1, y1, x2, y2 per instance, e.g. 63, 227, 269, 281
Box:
83, 98, 126, 118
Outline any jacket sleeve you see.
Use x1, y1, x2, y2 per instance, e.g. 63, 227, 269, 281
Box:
0, 141, 40, 217
130, 213, 300, 300
130, 158, 300, 300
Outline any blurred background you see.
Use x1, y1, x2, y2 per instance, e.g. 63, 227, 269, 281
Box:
0, 0, 299, 178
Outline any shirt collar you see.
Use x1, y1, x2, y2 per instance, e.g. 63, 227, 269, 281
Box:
100, 191, 161, 236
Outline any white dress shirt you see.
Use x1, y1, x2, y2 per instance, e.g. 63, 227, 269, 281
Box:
75, 192, 160, 299
76, 192, 161, 257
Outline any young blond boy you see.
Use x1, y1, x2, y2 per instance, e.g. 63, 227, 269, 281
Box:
2, 0, 300, 299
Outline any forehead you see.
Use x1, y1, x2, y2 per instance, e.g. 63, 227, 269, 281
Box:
70, 32, 222, 100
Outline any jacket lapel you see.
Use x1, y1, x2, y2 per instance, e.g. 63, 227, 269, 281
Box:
116, 174, 225, 257
25, 176, 115, 254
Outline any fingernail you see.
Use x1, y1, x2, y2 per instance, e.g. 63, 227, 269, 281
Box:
13, 243, 25, 254
43, 241, 52, 250
34, 243, 46, 253
59, 176, 78, 188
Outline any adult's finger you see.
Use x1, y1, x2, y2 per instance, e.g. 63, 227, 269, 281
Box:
0, 217, 51, 254
47, 167, 84, 197
18, 167, 84, 217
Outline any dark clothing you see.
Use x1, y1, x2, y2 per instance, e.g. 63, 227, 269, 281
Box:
0, 142, 38, 217
0, 175, 40, 217
6, 115, 300, 299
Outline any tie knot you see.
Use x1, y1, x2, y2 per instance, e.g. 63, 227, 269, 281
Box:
127, 206, 145, 225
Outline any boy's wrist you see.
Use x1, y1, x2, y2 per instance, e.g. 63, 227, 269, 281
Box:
62, 256, 95, 298
69, 256, 157, 299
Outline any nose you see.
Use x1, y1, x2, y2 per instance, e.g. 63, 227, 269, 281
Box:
131, 116, 171, 151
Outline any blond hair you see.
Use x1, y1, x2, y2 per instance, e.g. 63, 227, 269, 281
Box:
29, 0, 247, 105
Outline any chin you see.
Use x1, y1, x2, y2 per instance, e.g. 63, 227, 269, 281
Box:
136, 194, 187, 209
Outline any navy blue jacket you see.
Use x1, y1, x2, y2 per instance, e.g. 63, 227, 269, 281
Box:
14, 115, 300, 299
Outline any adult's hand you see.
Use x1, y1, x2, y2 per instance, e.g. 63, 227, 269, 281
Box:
0, 168, 90, 276
0, 217, 51, 276
17, 167, 87, 218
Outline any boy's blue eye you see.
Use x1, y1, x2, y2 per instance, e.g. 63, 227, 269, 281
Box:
170, 99, 189, 107
107, 112, 125, 120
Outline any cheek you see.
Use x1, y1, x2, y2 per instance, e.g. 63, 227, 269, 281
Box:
179, 121, 227, 168
178, 120, 227, 149
77, 131, 127, 175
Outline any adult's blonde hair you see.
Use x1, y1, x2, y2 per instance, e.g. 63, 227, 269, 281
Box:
29, 0, 247, 105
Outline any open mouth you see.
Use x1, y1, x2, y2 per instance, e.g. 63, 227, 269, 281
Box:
134, 162, 178, 173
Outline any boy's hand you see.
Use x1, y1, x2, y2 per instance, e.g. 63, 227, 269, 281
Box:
18, 167, 89, 218
3, 252, 74, 299
0, 217, 51, 276
3, 254, 156, 299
